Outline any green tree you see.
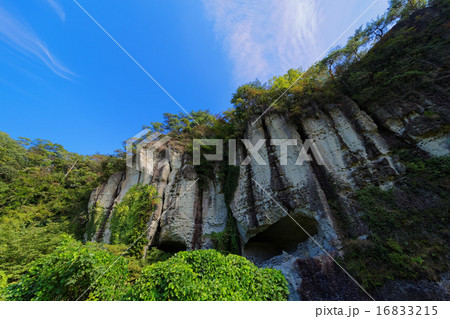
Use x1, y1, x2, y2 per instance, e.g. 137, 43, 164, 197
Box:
366, 14, 390, 41
0, 132, 26, 182
0, 132, 126, 281
343, 26, 369, 61
5, 238, 129, 301
388, 0, 428, 20
318, 47, 345, 81
0, 221, 68, 283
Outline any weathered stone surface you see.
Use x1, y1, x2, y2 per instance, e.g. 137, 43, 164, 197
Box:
366, 89, 450, 157
374, 278, 450, 301
296, 254, 371, 301
232, 115, 339, 246
158, 162, 199, 251
200, 180, 228, 249
85, 94, 447, 300
85, 171, 124, 242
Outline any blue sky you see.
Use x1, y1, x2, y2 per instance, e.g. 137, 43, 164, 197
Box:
0, 0, 389, 155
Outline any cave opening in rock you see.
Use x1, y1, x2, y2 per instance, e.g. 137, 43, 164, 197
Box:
244, 214, 318, 261
158, 241, 187, 253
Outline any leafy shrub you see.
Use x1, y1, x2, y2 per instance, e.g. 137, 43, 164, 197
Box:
0, 270, 6, 301
106, 245, 174, 283
109, 184, 159, 257
125, 249, 289, 301
0, 270, 6, 289
0, 221, 68, 283
5, 237, 128, 301
144, 247, 174, 264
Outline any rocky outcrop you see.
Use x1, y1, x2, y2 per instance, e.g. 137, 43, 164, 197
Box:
82, 2, 450, 300
366, 85, 449, 157
85, 144, 229, 253
231, 112, 342, 259
85, 95, 447, 300
84, 171, 124, 243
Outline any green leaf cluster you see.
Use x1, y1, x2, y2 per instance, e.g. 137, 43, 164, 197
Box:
109, 184, 159, 257
125, 249, 289, 301
0, 132, 126, 283
5, 237, 129, 301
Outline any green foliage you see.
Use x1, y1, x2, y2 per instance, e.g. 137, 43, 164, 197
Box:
5, 237, 129, 301
0, 133, 125, 223
0, 270, 6, 289
84, 205, 107, 242
223, 165, 240, 207
0, 270, 8, 289
211, 165, 241, 254
210, 214, 241, 255
342, 0, 447, 108
405, 155, 450, 181
144, 247, 174, 264
0, 270, 6, 301
268, 68, 304, 90
125, 249, 289, 301
222, 1, 435, 128
343, 156, 449, 289
146, 110, 218, 137
98, 150, 126, 184
109, 184, 159, 257
389, 0, 428, 20
0, 132, 126, 282
105, 245, 174, 283
0, 132, 26, 182
0, 221, 68, 283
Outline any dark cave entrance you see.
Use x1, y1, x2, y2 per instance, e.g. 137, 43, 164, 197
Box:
244, 214, 318, 261
158, 240, 187, 253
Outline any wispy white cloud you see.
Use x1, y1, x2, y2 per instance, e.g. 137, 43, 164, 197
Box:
0, 5, 73, 79
44, 0, 66, 22
203, 0, 321, 83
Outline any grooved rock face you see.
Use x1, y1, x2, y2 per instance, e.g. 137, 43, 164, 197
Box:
85, 171, 124, 242
85, 146, 229, 251
301, 99, 401, 188
231, 113, 341, 258
158, 163, 199, 249
85, 98, 403, 257
84, 94, 445, 300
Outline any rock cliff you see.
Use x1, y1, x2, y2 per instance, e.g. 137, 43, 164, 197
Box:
84, 3, 449, 300
84, 94, 447, 299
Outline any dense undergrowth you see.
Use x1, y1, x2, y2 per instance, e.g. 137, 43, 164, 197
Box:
4, 237, 129, 301
125, 249, 288, 301
3, 239, 288, 301
0, 132, 125, 283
